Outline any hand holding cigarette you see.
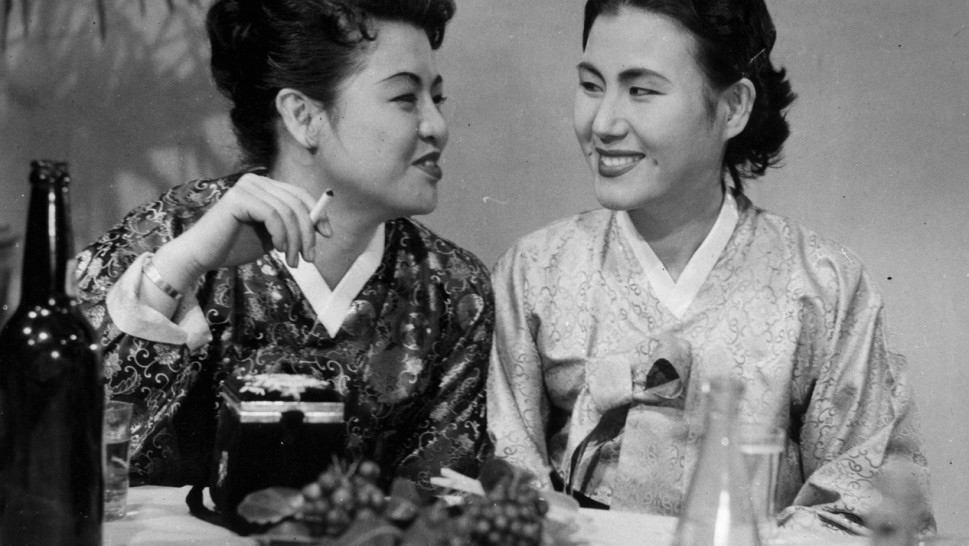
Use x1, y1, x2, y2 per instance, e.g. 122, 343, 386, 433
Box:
310, 189, 334, 237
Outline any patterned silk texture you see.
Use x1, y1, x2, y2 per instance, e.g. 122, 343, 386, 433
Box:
76, 173, 496, 490
487, 192, 934, 533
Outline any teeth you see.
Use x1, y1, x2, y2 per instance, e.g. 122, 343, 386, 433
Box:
600, 155, 640, 168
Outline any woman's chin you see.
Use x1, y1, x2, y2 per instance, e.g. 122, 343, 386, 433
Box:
402, 197, 438, 217
593, 183, 640, 211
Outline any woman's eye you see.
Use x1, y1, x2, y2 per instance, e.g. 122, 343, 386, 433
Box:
392, 94, 419, 108
433, 95, 448, 109
579, 81, 602, 93
630, 87, 659, 97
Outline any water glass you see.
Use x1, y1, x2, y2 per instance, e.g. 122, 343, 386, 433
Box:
0, 225, 17, 324
739, 424, 785, 535
103, 401, 133, 521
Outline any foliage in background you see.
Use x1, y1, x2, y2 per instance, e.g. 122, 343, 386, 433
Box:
0, 0, 232, 248
1, 0, 203, 48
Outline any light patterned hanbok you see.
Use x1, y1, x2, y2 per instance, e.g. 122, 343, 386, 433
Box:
488, 190, 933, 534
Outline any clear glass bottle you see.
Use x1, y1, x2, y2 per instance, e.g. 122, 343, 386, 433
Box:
0, 160, 104, 545
672, 376, 761, 546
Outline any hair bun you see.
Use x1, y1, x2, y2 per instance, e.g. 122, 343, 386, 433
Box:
207, 0, 269, 100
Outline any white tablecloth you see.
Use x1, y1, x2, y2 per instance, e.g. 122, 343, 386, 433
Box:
105, 487, 245, 546
104, 486, 677, 546
105, 486, 873, 546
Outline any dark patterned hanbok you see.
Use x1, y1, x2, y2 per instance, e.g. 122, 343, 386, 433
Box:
76, 173, 494, 490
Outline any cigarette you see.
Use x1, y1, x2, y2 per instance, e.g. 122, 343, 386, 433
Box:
309, 189, 334, 224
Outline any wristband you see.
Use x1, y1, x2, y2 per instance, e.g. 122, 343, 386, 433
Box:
142, 256, 184, 302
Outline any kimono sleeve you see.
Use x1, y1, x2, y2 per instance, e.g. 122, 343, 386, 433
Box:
392, 253, 495, 489
75, 195, 198, 390
74, 184, 228, 485
487, 246, 554, 489
782, 264, 935, 535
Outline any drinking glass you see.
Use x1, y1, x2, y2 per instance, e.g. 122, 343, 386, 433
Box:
739, 423, 786, 538
0, 224, 17, 325
103, 401, 133, 521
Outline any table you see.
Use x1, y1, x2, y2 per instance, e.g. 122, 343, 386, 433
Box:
104, 486, 870, 546
105, 487, 245, 546
105, 486, 676, 546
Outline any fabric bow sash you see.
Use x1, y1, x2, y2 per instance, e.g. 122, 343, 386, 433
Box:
567, 335, 692, 514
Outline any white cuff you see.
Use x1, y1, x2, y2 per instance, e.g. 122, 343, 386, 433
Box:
105, 252, 213, 352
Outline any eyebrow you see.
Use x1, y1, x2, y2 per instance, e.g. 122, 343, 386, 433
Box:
380, 71, 444, 88
577, 61, 671, 85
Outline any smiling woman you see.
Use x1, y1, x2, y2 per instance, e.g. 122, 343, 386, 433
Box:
487, 0, 934, 536
73, 0, 494, 499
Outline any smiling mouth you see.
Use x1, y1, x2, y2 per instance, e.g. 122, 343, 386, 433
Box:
413, 152, 443, 181
596, 149, 644, 177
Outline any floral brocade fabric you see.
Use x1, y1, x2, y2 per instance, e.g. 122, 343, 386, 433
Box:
76, 174, 494, 490
487, 192, 934, 534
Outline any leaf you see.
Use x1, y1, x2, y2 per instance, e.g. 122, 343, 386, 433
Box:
95, 0, 106, 41
400, 503, 465, 546
1, 0, 14, 52
330, 513, 400, 546
18, 0, 26, 37
256, 521, 323, 545
238, 487, 306, 526
388, 478, 434, 507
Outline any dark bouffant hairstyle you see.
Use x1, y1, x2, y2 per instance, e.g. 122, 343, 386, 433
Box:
583, 0, 796, 191
207, 0, 456, 168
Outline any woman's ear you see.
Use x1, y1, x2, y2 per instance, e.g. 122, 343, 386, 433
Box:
276, 88, 322, 152
722, 77, 756, 140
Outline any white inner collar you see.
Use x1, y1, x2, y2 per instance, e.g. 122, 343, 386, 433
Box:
618, 192, 739, 318
273, 223, 385, 337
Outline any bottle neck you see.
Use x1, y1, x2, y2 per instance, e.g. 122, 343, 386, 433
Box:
701, 378, 743, 443
20, 180, 74, 305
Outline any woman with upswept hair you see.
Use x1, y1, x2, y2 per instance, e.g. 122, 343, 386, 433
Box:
77, 0, 493, 492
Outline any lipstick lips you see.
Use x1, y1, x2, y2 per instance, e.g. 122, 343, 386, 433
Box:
596, 148, 644, 178
413, 151, 443, 181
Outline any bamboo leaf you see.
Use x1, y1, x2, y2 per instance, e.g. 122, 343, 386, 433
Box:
19, 0, 27, 38
96, 0, 106, 41
1, 0, 13, 52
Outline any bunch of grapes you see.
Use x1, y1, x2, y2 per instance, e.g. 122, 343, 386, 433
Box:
459, 474, 549, 546
297, 460, 386, 537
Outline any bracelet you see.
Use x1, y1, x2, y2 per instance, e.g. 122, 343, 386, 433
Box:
142, 256, 184, 302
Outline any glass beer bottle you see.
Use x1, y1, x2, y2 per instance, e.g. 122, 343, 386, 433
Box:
0, 160, 104, 545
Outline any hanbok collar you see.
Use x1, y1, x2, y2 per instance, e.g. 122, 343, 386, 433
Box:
273, 223, 385, 338
617, 191, 739, 319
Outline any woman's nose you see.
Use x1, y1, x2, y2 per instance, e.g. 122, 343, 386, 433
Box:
418, 103, 449, 148
591, 95, 627, 143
